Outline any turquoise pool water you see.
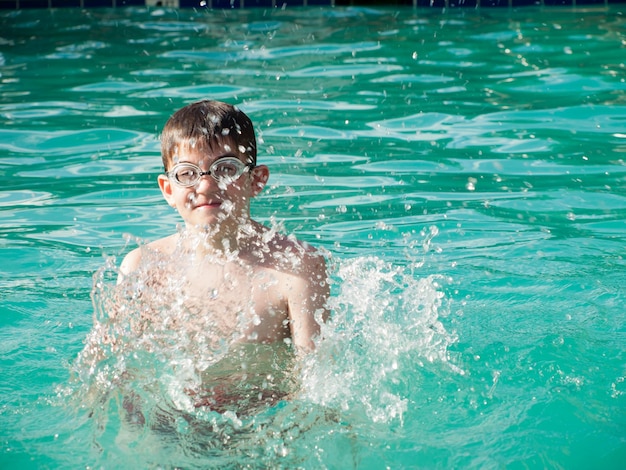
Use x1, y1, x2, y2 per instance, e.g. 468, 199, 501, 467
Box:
2, 5, 626, 468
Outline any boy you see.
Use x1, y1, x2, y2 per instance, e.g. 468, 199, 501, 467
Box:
105, 100, 329, 413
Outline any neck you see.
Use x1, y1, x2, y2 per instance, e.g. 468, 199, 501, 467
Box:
180, 217, 257, 257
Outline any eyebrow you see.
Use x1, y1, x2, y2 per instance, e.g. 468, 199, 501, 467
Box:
177, 153, 239, 164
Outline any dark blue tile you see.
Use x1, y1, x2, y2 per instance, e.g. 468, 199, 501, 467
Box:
83, 0, 114, 6
306, 0, 332, 5
0, 0, 17, 8
52, 0, 80, 6
511, 0, 539, 6
119, 0, 145, 5
450, 0, 477, 7
416, 0, 445, 7
213, 0, 241, 7
575, 0, 605, 4
480, 0, 510, 6
17, 0, 49, 7
245, 0, 274, 6
179, 0, 201, 7
543, 0, 572, 4
276, 0, 304, 8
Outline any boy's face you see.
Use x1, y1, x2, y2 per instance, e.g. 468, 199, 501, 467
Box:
157, 137, 268, 231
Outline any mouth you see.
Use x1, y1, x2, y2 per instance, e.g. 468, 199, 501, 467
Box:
195, 200, 222, 209
187, 194, 235, 215
186, 191, 223, 209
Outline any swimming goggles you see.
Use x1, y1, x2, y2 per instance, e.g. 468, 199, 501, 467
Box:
166, 158, 254, 187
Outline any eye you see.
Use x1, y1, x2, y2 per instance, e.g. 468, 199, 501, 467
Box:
175, 165, 199, 183
212, 160, 241, 178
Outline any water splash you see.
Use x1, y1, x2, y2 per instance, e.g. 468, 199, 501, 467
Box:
299, 250, 459, 426
59, 227, 459, 466
72, 238, 296, 396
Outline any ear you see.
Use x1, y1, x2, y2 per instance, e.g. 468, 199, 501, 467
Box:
158, 174, 176, 207
250, 165, 269, 197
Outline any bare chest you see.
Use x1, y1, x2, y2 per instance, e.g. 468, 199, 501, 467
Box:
180, 262, 290, 344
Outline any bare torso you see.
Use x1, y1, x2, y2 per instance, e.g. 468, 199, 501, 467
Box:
118, 224, 328, 352
111, 225, 327, 412
179, 251, 293, 345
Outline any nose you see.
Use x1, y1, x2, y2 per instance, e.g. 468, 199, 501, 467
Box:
194, 172, 218, 191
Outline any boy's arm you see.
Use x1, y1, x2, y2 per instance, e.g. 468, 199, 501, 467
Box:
287, 251, 330, 354
118, 248, 141, 283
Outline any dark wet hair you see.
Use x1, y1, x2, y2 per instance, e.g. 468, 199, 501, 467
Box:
160, 100, 257, 170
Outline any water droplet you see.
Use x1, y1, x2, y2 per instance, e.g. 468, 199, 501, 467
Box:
466, 177, 477, 191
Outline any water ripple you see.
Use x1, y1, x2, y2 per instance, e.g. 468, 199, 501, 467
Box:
242, 99, 375, 112
1, 102, 86, 120
134, 84, 253, 99
70, 81, 167, 93
0, 190, 55, 207
288, 64, 403, 78
0, 128, 148, 157
160, 42, 381, 62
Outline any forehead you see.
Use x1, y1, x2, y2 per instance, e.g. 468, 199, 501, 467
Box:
170, 136, 246, 165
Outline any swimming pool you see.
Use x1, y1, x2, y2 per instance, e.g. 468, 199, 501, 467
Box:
1, 5, 625, 468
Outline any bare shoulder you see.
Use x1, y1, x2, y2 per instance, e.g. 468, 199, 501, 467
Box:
257, 227, 326, 275
255, 228, 330, 351
119, 233, 179, 278
119, 247, 142, 277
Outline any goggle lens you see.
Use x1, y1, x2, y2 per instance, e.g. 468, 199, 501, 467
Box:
167, 158, 251, 187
